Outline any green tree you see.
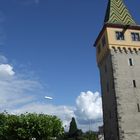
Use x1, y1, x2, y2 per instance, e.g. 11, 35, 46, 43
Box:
0, 112, 64, 140
68, 117, 84, 140
83, 131, 97, 140
69, 117, 78, 137
63, 117, 97, 140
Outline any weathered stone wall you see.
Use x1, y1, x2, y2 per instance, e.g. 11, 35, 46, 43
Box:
111, 47, 140, 140
99, 47, 140, 140
99, 50, 119, 140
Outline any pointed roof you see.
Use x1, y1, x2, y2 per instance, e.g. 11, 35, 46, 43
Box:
104, 0, 136, 25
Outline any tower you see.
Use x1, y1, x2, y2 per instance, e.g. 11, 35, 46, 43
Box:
94, 0, 140, 140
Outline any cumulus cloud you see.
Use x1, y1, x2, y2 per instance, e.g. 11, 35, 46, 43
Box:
75, 91, 102, 121
75, 91, 103, 131
0, 64, 15, 77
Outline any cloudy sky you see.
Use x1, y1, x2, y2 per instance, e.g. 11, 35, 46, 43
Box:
0, 0, 139, 131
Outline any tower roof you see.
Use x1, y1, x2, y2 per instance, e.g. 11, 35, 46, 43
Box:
104, 0, 136, 25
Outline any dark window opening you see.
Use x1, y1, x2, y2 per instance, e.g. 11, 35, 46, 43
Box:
133, 80, 136, 88
116, 31, 125, 40
129, 58, 133, 66
131, 32, 140, 41
137, 104, 140, 112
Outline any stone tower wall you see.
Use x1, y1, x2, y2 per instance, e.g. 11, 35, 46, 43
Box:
99, 50, 119, 140
110, 47, 140, 140
99, 47, 140, 140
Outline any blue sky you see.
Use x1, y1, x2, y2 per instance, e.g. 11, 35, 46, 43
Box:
0, 0, 140, 131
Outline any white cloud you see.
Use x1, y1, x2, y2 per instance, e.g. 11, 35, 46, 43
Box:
0, 79, 41, 109
11, 103, 75, 118
8, 90, 103, 131
0, 64, 15, 77
78, 121, 103, 132
10, 103, 75, 131
0, 55, 43, 111
75, 91, 102, 120
75, 91, 103, 130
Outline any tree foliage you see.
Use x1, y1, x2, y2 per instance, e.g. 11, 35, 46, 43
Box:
83, 131, 97, 140
62, 117, 97, 140
0, 112, 64, 140
69, 117, 78, 137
